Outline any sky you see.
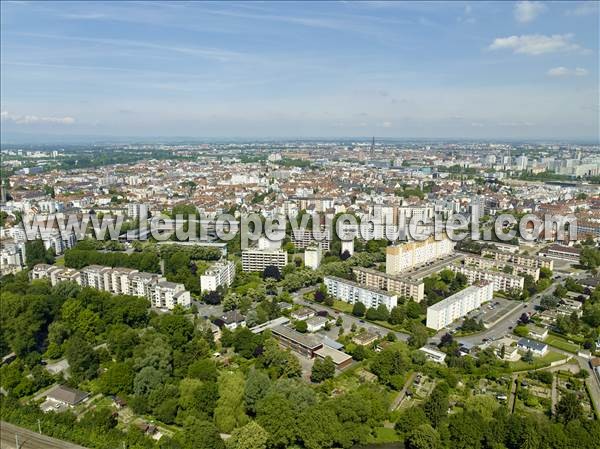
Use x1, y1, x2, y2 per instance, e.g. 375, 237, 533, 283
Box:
1, 1, 599, 141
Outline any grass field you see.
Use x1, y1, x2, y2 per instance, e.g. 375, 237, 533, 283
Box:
545, 335, 580, 353
509, 351, 568, 372
368, 427, 401, 444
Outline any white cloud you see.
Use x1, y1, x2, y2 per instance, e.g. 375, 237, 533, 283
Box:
514, 1, 546, 23
547, 67, 589, 77
379, 121, 393, 128
1, 111, 75, 125
489, 34, 583, 55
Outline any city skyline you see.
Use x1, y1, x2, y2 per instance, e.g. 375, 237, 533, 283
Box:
1, 1, 599, 141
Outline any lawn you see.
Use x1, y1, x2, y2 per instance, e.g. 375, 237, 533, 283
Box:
545, 335, 580, 353
509, 351, 568, 372
332, 300, 354, 314
368, 427, 401, 444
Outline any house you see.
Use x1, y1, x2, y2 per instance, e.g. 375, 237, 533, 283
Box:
352, 332, 378, 347
291, 307, 316, 321
419, 346, 447, 364
217, 310, 246, 330
305, 316, 328, 332
46, 385, 89, 407
526, 324, 548, 340
490, 339, 520, 361
278, 302, 293, 311
517, 338, 548, 356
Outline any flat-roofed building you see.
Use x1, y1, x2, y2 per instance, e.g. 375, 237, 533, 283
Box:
386, 236, 454, 275
449, 264, 524, 292
481, 248, 553, 270
540, 244, 581, 262
426, 282, 493, 330
419, 346, 447, 364
314, 345, 353, 369
270, 325, 323, 358
352, 266, 425, 302
153, 281, 191, 309
200, 260, 236, 292
80, 265, 111, 290
324, 276, 398, 311
463, 254, 540, 281
242, 249, 288, 272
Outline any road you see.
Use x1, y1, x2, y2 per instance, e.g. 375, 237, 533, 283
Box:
456, 283, 556, 347
0, 421, 88, 449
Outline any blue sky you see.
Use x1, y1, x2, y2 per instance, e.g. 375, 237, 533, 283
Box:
1, 1, 598, 141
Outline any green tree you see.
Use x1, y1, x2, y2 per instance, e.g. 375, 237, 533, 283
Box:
244, 369, 271, 414
555, 392, 583, 423
99, 362, 134, 395
214, 371, 249, 433
352, 302, 366, 317
310, 356, 335, 383
405, 423, 441, 449
423, 383, 449, 428
226, 421, 269, 449
64, 335, 99, 382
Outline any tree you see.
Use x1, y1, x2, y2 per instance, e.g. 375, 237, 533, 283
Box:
295, 320, 308, 333
408, 323, 428, 349
178, 420, 225, 449
214, 371, 249, 433
99, 362, 134, 395
311, 356, 335, 383
340, 250, 351, 260
263, 265, 282, 281
580, 246, 600, 269
64, 335, 99, 382
423, 383, 449, 428
352, 302, 366, 317
405, 423, 441, 449
395, 406, 427, 436
244, 369, 271, 414
555, 392, 583, 423
226, 421, 269, 449
522, 349, 534, 363
388, 306, 404, 325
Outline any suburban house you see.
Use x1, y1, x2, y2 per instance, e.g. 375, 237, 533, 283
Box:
517, 338, 548, 356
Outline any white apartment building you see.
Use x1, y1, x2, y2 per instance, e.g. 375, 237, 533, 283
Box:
386, 236, 454, 275
242, 249, 288, 272
426, 282, 493, 330
290, 228, 331, 251
352, 266, 425, 302
324, 276, 398, 311
152, 281, 191, 309
0, 240, 26, 275
304, 246, 322, 270
31, 263, 191, 310
481, 248, 553, 270
463, 254, 540, 281
449, 265, 524, 293
200, 260, 236, 292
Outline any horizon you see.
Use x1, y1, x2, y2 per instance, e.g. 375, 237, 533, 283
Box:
1, 1, 599, 141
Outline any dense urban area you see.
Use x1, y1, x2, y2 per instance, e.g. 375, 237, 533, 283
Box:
0, 140, 599, 449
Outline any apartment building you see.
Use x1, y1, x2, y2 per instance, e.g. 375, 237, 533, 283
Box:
241, 249, 288, 272
324, 275, 398, 311
352, 266, 425, 302
152, 281, 191, 309
0, 240, 26, 275
426, 281, 493, 330
31, 263, 190, 310
449, 264, 525, 293
200, 260, 236, 292
304, 246, 322, 270
481, 248, 553, 270
463, 254, 540, 281
386, 236, 454, 275
290, 228, 331, 251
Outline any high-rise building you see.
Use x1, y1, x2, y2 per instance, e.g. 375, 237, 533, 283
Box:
324, 276, 398, 311
386, 236, 454, 275
426, 282, 493, 330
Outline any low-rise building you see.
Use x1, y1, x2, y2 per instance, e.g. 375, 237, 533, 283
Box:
539, 244, 581, 262
419, 346, 447, 364
526, 324, 548, 340
306, 316, 329, 332
291, 307, 316, 321
517, 337, 548, 356
314, 345, 353, 369
217, 310, 246, 330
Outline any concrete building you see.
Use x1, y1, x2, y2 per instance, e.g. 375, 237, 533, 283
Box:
352, 266, 425, 302
386, 236, 454, 275
540, 244, 581, 262
324, 275, 398, 311
200, 260, 236, 292
242, 248, 288, 272
481, 248, 553, 270
517, 338, 548, 356
31, 263, 191, 310
449, 264, 524, 293
426, 282, 493, 330
463, 254, 540, 281
290, 228, 331, 251
419, 346, 447, 364
304, 246, 322, 270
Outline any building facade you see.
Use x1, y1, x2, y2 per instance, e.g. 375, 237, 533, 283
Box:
242, 249, 288, 272
324, 275, 398, 311
426, 282, 493, 330
200, 260, 236, 292
352, 266, 425, 302
386, 236, 454, 275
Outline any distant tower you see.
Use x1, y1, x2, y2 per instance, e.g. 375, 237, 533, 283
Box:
370, 136, 375, 156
